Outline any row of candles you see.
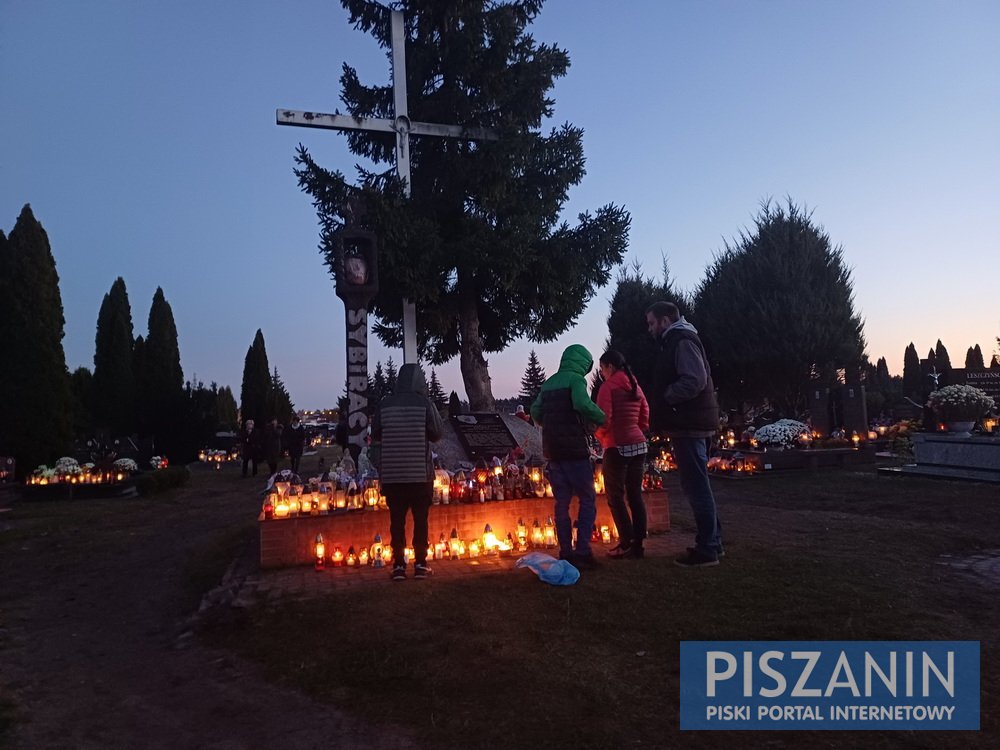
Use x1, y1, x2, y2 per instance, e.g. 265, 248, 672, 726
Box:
198, 449, 238, 468
263, 462, 668, 521
311, 518, 620, 570
26, 470, 128, 485
718, 426, 892, 451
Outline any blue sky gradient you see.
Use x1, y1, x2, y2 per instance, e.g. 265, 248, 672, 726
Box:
2, 0, 997, 408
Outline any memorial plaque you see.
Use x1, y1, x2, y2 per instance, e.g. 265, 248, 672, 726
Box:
450, 413, 519, 462
960, 368, 1000, 401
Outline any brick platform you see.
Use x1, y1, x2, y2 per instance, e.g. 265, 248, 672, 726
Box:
260, 492, 670, 568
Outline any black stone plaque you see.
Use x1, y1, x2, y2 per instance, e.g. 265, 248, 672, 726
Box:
450, 413, 519, 462
960, 369, 1000, 401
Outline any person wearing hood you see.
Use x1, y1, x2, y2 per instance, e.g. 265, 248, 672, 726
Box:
595, 350, 650, 559
372, 363, 444, 581
530, 344, 606, 570
646, 301, 723, 567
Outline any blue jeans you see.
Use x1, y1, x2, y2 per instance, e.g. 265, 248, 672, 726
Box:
671, 437, 723, 558
546, 459, 597, 556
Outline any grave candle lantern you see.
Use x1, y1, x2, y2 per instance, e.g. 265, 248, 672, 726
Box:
314, 534, 326, 570
449, 528, 463, 558
346, 546, 358, 567
600, 525, 612, 544
370, 533, 386, 568
483, 523, 498, 553
358, 548, 370, 566
543, 517, 557, 548
531, 519, 544, 547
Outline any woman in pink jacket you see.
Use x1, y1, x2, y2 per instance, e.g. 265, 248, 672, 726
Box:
596, 350, 650, 558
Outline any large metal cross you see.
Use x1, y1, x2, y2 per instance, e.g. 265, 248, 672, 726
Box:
278, 9, 496, 364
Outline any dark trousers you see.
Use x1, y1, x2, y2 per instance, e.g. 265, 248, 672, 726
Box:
603, 448, 647, 549
289, 452, 302, 473
241, 456, 257, 477
384, 481, 433, 567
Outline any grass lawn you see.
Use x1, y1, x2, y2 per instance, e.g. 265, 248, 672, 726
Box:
201, 467, 1000, 749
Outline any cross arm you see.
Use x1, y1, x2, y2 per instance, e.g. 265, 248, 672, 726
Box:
408, 121, 498, 141
276, 109, 396, 133
277, 109, 496, 141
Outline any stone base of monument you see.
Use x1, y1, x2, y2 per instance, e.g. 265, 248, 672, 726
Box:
260, 492, 670, 569
878, 433, 1000, 484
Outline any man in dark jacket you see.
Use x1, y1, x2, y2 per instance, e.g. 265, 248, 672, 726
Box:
372, 363, 444, 581
646, 301, 723, 567
530, 344, 606, 569
285, 415, 306, 473
240, 419, 259, 478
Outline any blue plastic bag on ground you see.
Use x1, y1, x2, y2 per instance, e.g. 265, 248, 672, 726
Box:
515, 552, 580, 586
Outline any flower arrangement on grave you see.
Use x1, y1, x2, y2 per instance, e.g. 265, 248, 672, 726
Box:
113, 458, 138, 474
150, 456, 168, 470
926, 384, 995, 423
753, 419, 811, 448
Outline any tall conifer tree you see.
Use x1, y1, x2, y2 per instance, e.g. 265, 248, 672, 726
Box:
140, 288, 185, 453
965, 345, 984, 370
693, 200, 864, 414
902, 343, 921, 397
294, 0, 629, 411
240, 329, 271, 426
216, 386, 238, 431
268, 368, 295, 424
605, 260, 688, 400
518, 350, 546, 407
0, 205, 74, 473
934, 339, 952, 371
428, 369, 447, 412
92, 277, 135, 435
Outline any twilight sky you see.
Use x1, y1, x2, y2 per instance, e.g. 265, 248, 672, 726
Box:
2, 0, 998, 409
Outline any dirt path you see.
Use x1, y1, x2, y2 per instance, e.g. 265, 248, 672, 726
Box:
0, 469, 416, 750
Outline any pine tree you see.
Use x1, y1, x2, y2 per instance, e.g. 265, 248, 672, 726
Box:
605, 259, 688, 401
428, 369, 448, 412
934, 339, 952, 371
966, 345, 985, 370
240, 329, 271, 427
268, 367, 295, 424
0, 205, 74, 474
69, 366, 95, 437
293, 0, 630, 411
92, 277, 135, 436
518, 350, 547, 407
215, 386, 239, 431
370, 361, 388, 405
448, 391, 462, 417
384, 357, 398, 396
141, 288, 185, 455
875, 357, 891, 386
693, 200, 865, 415
133, 335, 148, 433
902, 343, 922, 397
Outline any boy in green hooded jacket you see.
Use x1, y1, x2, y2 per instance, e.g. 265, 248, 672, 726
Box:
530, 344, 606, 568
